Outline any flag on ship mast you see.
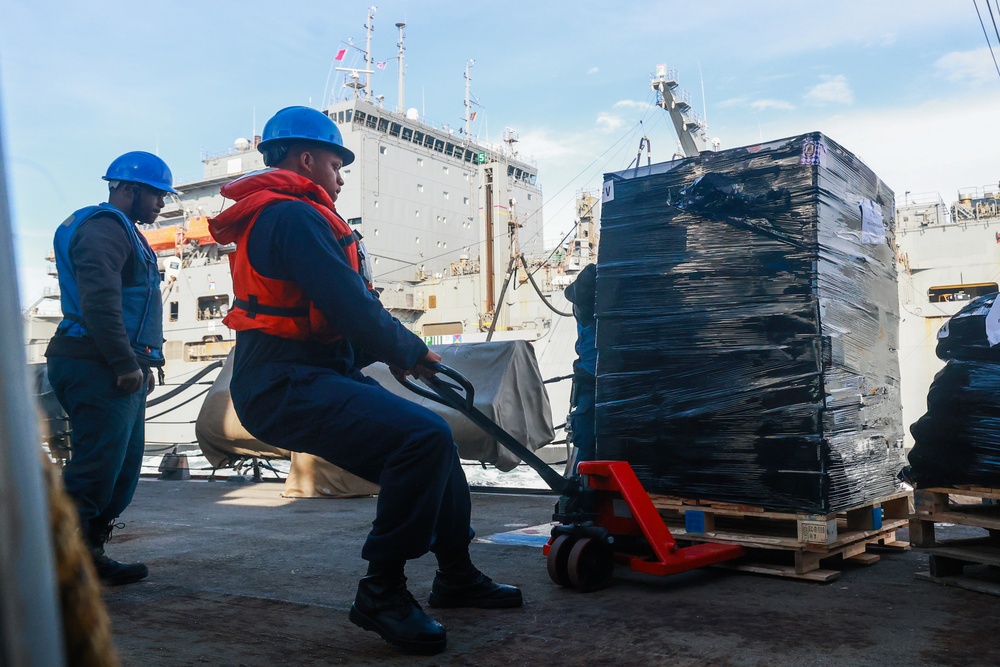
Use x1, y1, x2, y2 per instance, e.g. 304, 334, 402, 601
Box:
334, 49, 347, 61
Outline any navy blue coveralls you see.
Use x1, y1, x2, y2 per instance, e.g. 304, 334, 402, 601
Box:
565, 263, 597, 468
228, 200, 473, 563
46, 204, 163, 529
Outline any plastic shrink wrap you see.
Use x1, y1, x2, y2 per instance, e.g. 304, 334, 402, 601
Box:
907, 292, 1000, 487
596, 132, 904, 513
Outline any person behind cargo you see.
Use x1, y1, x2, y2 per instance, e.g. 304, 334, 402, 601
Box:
208, 106, 522, 656
46, 151, 175, 586
565, 262, 597, 471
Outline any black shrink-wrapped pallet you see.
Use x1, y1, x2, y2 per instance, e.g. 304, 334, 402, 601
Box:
596, 132, 904, 513
907, 293, 1000, 487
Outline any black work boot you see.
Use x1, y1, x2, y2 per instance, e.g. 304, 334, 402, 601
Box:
349, 566, 447, 655
429, 548, 523, 609
85, 521, 148, 586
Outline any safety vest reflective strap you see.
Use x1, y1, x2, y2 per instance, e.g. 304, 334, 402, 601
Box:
232, 296, 309, 319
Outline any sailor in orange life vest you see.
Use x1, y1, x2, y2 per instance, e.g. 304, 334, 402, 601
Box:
208, 106, 521, 655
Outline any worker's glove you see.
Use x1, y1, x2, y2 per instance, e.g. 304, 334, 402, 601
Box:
116, 368, 145, 394
146, 371, 156, 395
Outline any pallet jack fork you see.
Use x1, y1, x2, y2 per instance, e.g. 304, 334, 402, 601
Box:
400, 363, 746, 592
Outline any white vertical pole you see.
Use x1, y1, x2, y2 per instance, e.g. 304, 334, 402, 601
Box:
395, 22, 406, 114
0, 79, 66, 667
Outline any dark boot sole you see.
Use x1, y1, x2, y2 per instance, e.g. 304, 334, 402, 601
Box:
349, 605, 447, 655
427, 591, 524, 609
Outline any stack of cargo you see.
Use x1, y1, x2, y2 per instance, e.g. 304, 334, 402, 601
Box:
907, 293, 1000, 487
596, 132, 904, 513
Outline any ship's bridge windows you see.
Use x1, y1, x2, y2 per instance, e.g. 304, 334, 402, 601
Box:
445, 143, 456, 156
389, 122, 402, 137
169, 301, 179, 323
413, 130, 425, 145
423, 135, 434, 149
433, 139, 445, 153
366, 115, 378, 129
928, 282, 998, 303
401, 127, 413, 141
465, 150, 475, 163
196, 294, 229, 321
354, 111, 366, 125
377, 118, 389, 133
508, 166, 515, 178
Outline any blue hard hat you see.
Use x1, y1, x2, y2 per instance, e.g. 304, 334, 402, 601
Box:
258, 106, 355, 166
102, 151, 179, 194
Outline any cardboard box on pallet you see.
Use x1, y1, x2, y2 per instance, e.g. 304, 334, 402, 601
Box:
595, 132, 905, 513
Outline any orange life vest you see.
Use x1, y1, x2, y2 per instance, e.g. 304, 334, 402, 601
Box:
209, 168, 360, 343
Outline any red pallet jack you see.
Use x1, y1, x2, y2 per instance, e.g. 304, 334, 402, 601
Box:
401, 363, 746, 592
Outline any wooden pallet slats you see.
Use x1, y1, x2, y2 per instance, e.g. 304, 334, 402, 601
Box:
910, 486, 1000, 596
646, 491, 910, 580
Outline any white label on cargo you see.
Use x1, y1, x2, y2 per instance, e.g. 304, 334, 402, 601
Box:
800, 139, 827, 167
798, 519, 836, 544
986, 296, 1000, 346
859, 199, 885, 245
602, 180, 614, 203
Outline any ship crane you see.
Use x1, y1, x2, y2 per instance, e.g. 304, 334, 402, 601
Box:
651, 64, 707, 158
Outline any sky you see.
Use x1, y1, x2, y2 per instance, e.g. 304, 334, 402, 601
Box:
3, 0, 1000, 305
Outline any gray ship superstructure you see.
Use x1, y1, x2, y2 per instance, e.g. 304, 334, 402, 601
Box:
896, 185, 1000, 445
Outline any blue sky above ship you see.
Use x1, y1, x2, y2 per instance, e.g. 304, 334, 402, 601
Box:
3, 0, 1000, 302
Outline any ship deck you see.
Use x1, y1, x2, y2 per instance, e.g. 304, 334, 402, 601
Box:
100, 478, 1000, 667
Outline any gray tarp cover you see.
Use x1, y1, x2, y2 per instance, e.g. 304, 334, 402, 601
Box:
195, 340, 554, 495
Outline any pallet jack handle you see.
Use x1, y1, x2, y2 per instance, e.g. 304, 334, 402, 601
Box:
398, 362, 577, 495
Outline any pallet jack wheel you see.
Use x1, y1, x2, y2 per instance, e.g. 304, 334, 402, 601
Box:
546, 535, 576, 587
567, 537, 614, 592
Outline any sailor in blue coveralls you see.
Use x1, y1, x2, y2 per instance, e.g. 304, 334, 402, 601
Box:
208, 106, 521, 656
46, 151, 176, 585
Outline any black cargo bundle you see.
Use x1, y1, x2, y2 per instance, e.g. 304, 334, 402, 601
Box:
596, 132, 904, 513
907, 293, 1000, 487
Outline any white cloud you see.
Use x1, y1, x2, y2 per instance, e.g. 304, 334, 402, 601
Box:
716, 96, 749, 109
934, 48, 999, 85
804, 75, 854, 105
750, 99, 795, 111
595, 113, 626, 133
612, 99, 653, 111
587, 66, 599, 75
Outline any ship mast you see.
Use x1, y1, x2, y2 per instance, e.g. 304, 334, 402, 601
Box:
650, 64, 707, 157
464, 59, 475, 136
364, 6, 375, 101
395, 22, 406, 113
336, 9, 375, 100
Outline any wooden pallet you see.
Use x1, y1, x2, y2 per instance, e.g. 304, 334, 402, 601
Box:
910, 486, 1000, 596
648, 491, 911, 582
